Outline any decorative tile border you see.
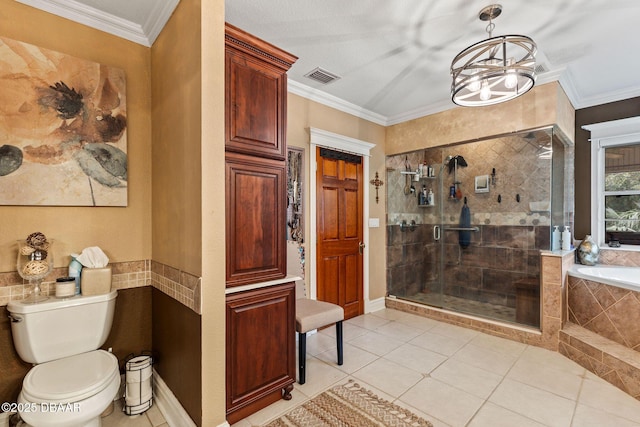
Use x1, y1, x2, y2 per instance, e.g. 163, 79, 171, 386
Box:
0, 259, 201, 315
599, 249, 640, 266
150, 261, 201, 315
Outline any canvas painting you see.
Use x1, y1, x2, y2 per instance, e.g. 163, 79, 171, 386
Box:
0, 36, 127, 206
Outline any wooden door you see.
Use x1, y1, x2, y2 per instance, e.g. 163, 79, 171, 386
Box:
316, 147, 364, 320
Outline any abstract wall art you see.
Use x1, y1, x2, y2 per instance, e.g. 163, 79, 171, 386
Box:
0, 36, 127, 206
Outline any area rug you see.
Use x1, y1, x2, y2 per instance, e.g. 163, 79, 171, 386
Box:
263, 381, 433, 427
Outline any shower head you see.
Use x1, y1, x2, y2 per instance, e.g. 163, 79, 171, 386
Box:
444, 155, 453, 164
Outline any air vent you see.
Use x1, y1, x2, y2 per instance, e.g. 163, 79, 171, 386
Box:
304, 67, 341, 84
535, 63, 549, 74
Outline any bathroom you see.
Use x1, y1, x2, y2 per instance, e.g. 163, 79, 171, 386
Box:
2, 3, 640, 426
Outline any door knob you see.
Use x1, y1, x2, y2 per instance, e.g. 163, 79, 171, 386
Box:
358, 242, 365, 254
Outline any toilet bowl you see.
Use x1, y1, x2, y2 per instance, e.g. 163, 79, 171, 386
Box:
17, 350, 120, 427
7, 291, 120, 427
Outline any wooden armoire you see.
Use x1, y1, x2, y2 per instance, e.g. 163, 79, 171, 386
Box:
224, 23, 298, 424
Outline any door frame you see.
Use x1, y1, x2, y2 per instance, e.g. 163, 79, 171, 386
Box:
308, 127, 375, 310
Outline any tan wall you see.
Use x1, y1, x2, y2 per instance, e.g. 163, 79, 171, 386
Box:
0, 0, 152, 271
151, 0, 203, 276
200, 1, 227, 426
287, 94, 388, 301
151, 0, 226, 425
386, 82, 575, 155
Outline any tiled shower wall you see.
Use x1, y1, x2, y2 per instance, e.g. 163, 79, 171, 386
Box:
387, 223, 549, 308
385, 129, 574, 326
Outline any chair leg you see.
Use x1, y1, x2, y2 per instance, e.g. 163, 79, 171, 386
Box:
336, 321, 343, 366
298, 332, 307, 384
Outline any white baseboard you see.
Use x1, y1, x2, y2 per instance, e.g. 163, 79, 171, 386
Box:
365, 297, 386, 313
153, 369, 199, 427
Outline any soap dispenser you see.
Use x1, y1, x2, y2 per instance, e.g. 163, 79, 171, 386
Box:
561, 226, 572, 251
552, 226, 561, 251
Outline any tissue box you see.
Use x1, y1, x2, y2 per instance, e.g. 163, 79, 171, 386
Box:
81, 267, 112, 296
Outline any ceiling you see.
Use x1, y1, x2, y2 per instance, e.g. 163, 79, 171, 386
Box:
19, 0, 640, 126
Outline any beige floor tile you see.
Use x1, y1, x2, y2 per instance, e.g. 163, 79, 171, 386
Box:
302, 330, 336, 356
352, 357, 424, 398
318, 320, 368, 342
348, 330, 405, 356
395, 313, 442, 331
506, 356, 584, 400
429, 321, 480, 341
467, 402, 546, 427
294, 356, 348, 397
399, 377, 484, 427
373, 319, 424, 341
383, 343, 448, 375
144, 405, 166, 427
519, 345, 585, 376
315, 342, 378, 374
468, 332, 528, 358
572, 403, 640, 427
103, 401, 152, 427
430, 358, 502, 399
370, 308, 413, 321
409, 330, 470, 356
346, 312, 390, 330
578, 376, 640, 424
489, 378, 575, 427
451, 343, 518, 376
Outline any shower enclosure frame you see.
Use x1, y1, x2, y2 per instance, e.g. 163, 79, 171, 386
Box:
386, 126, 571, 328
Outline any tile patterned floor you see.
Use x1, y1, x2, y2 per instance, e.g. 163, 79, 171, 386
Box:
102, 398, 167, 427
233, 308, 640, 427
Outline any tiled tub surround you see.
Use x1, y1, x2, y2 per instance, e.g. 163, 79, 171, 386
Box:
387, 223, 548, 326
560, 272, 640, 400
0, 260, 201, 314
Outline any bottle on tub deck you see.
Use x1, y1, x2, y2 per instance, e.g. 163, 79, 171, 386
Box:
561, 226, 572, 251
552, 226, 561, 251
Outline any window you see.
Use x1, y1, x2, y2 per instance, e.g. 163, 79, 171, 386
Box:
585, 117, 640, 247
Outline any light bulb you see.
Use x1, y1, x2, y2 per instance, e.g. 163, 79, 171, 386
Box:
468, 79, 481, 92
479, 81, 491, 101
505, 73, 518, 89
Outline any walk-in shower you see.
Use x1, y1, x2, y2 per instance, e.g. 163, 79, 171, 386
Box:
385, 128, 572, 327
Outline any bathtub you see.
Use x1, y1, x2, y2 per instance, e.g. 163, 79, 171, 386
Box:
568, 264, 640, 292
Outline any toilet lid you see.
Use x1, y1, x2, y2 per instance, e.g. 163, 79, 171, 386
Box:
23, 350, 119, 403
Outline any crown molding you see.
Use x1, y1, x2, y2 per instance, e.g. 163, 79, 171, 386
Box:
16, 0, 178, 47
287, 80, 388, 126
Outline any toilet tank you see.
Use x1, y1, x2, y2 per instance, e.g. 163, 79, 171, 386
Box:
7, 290, 117, 364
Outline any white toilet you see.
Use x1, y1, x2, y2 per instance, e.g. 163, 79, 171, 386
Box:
7, 290, 120, 427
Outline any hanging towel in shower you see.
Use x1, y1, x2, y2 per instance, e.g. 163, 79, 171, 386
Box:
459, 202, 471, 248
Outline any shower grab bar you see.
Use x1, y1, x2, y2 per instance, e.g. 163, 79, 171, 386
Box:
444, 226, 479, 232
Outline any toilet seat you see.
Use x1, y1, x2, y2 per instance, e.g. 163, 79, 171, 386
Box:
22, 350, 119, 403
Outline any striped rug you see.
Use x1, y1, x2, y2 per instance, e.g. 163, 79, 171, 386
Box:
264, 381, 433, 427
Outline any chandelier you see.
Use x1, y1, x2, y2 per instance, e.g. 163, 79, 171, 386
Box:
450, 4, 536, 107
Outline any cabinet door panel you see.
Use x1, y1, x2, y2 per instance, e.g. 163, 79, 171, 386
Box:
225, 283, 295, 423
226, 50, 286, 160
225, 153, 286, 286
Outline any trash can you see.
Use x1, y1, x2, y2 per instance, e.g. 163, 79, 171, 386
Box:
124, 354, 153, 415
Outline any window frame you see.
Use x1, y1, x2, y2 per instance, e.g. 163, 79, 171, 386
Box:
585, 117, 640, 249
